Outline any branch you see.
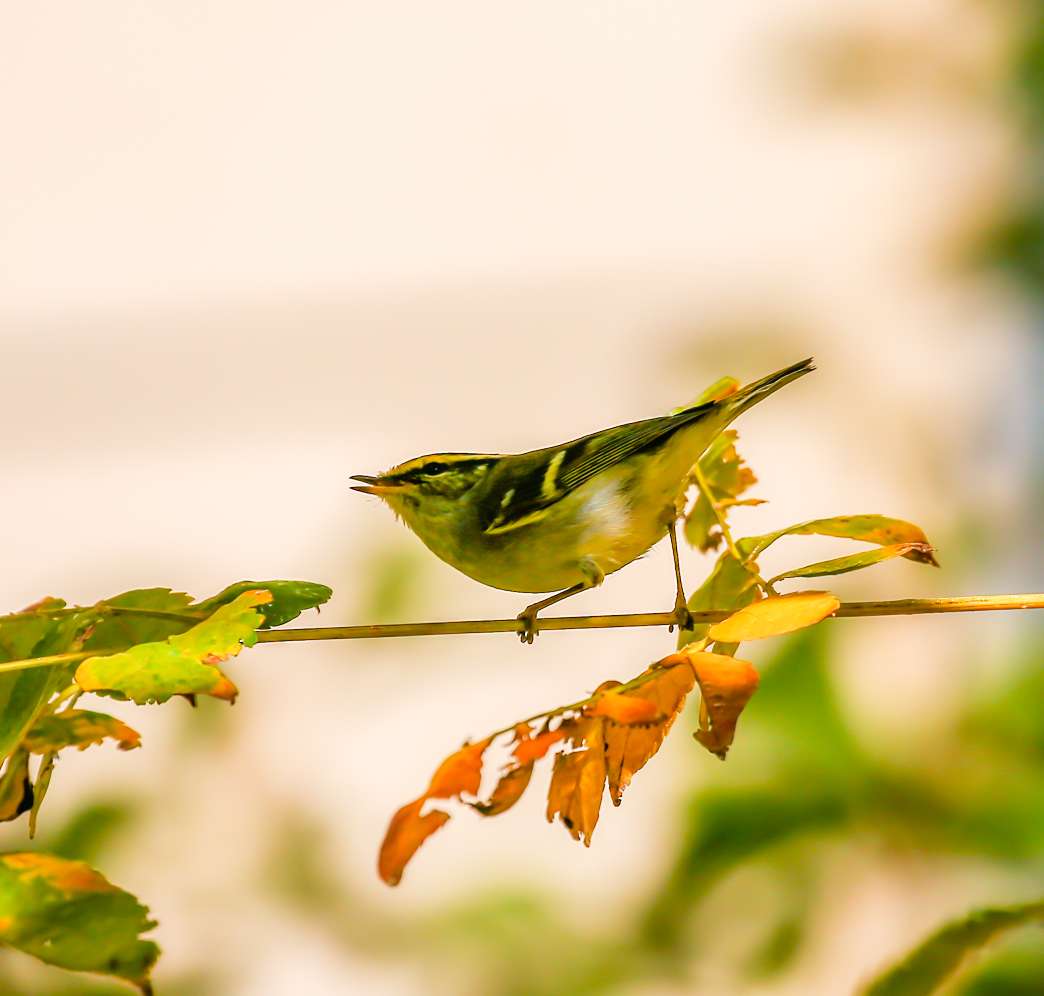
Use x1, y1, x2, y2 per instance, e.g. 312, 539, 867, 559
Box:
0, 593, 1040, 676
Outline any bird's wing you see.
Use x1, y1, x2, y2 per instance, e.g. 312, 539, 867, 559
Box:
478, 404, 714, 535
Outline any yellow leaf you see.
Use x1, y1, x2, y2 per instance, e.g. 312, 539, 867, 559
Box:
708, 591, 840, 643
546, 720, 607, 845
604, 661, 696, 806
684, 650, 760, 758
377, 799, 451, 886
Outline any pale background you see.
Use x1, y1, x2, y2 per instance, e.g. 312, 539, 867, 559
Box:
0, 1, 1040, 994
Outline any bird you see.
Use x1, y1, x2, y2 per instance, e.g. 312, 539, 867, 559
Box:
351, 358, 813, 642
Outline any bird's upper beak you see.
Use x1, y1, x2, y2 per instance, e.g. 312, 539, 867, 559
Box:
350, 474, 406, 496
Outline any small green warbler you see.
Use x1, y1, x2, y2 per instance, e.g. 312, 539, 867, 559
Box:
352, 358, 813, 642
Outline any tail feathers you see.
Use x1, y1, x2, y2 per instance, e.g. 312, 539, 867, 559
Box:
718, 357, 815, 420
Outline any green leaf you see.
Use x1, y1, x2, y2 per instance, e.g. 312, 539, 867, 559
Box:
0, 851, 159, 992
193, 580, 333, 628
769, 543, 935, 583
864, 900, 1044, 996
74, 590, 272, 705
24, 710, 141, 754
677, 552, 761, 650
741, 514, 938, 565
0, 607, 92, 762
672, 375, 741, 411
82, 588, 196, 655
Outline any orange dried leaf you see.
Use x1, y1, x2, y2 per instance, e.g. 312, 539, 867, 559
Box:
513, 727, 566, 765
586, 692, 661, 726
426, 737, 492, 800
708, 590, 840, 643
604, 662, 696, 806
473, 763, 534, 816
378, 798, 451, 886
546, 720, 607, 845
685, 650, 760, 758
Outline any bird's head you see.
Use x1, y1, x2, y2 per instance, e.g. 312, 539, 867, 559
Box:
350, 453, 497, 527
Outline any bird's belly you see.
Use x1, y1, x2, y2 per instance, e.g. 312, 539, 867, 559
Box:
453, 475, 669, 593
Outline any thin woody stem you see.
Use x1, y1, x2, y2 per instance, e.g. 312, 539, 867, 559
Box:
0, 594, 1039, 675
690, 464, 776, 594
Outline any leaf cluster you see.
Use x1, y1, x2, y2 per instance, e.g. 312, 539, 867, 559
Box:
0, 579, 331, 989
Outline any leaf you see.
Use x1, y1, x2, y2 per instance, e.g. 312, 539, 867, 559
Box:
863, 900, 1044, 996
678, 552, 762, 649
0, 851, 159, 991
426, 739, 492, 799
546, 720, 607, 845
604, 661, 696, 806
709, 591, 840, 643
679, 375, 741, 409
28, 752, 55, 839
378, 738, 492, 886
24, 710, 142, 754
74, 590, 272, 705
0, 751, 33, 823
0, 609, 93, 763
193, 580, 333, 628
586, 689, 662, 725
742, 514, 939, 565
513, 727, 567, 764
81, 588, 196, 656
770, 543, 935, 583
684, 431, 759, 553
473, 764, 534, 817
378, 800, 451, 887
685, 650, 760, 759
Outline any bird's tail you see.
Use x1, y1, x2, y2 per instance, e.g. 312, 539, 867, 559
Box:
719, 357, 815, 421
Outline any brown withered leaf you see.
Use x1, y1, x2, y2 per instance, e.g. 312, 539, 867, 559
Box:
604, 661, 697, 806
0, 750, 33, 823
473, 764, 534, 817
546, 719, 607, 845
686, 650, 760, 759
426, 738, 492, 799
377, 800, 451, 887
378, 737, 493, 886
587, 692, 662, 726
708, 590, 840, 643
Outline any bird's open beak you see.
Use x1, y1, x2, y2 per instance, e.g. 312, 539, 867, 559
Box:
350, 474, 405, 496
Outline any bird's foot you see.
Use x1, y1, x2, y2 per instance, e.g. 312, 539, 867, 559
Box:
670, 595, 694, 634
516, 609, 538, 645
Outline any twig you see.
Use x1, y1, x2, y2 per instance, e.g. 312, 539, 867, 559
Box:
690, 464, 776, 595
0, 594, 1039, 675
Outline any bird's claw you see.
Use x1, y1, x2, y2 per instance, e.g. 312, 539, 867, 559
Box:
672, 598, 695, 633
516, 611, 538, 645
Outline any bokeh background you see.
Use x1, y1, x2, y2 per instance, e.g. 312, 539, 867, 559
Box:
1, 1, 1041, 993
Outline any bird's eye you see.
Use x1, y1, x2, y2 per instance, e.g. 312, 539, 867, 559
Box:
424, 462, 448, 475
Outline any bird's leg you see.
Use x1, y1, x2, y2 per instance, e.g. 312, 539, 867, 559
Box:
516, 559, 604, 644
667, 519, 694, 632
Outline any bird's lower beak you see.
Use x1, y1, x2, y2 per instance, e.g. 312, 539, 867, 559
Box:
350, 474, 404, 496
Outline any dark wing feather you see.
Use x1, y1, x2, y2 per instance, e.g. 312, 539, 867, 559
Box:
477, 403, 714, 534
